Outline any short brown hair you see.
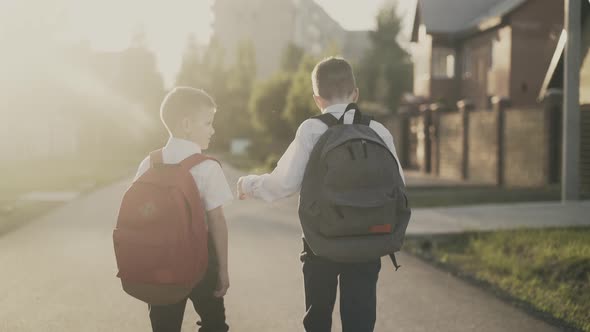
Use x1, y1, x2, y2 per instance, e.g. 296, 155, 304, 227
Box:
160, 87, 216, 134
311, 57, 357, 101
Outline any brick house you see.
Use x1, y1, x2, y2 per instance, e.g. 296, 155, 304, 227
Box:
411, 0, 564, 110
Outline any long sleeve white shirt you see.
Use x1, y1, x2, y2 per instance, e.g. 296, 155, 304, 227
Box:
240, 103, 405, 202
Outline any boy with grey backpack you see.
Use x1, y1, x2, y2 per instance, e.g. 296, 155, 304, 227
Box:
238, 56, 410, 332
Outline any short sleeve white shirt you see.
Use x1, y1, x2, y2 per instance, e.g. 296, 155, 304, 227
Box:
134, 137, 234, 211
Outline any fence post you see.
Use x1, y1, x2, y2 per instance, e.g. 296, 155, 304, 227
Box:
457, 99, 474, 180
429, 103, 444, 176
397, 104, 417, 169
544, 89, 563, 184
420, 104, 432, 173
492, 96, 511, 186
399, 112, 408, 168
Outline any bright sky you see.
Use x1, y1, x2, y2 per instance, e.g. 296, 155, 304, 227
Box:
317, 0, 416, 31
61, 0, 416, 86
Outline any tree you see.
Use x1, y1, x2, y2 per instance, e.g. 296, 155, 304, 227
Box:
283, 55, 319, 134
228, 40, 257, 94
211, 40, 257, 149
357, 4, 412, 113
175, 38, 258, 151
176, 34, 205, 87
192, 37, 228, 94
322, 40, 343, 58
115, 30, 167, 145
248, 73, 293, 141
117, 30, 166, 107
280, 43, 305, 73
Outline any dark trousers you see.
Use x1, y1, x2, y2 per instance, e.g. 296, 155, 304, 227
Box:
301, 240, 381, 332
149, 244, 229, 332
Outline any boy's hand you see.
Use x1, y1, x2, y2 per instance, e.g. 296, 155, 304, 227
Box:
237, 177, 247, 200
214, 268, 230, 298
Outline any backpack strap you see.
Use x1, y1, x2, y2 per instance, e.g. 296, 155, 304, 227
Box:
389, 253, 401, 271
338, 103, 361, 124
179, 154, 221, 172
149, 149, 164, 168
312, 113, 338, 127
312, 103, 371, 127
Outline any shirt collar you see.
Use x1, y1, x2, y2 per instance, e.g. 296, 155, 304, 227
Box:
165, 137, 202, 154
322, 103, 350, 115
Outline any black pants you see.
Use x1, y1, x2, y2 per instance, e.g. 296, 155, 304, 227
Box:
149, 244, 229, 332
301, 240, 381, 332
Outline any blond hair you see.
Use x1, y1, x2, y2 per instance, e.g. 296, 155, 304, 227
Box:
160, 87, 216, 135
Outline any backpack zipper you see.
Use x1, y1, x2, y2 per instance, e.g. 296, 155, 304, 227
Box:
362, 139, 368, 158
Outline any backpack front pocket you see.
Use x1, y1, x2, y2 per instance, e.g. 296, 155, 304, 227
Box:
317, 200, 397, 238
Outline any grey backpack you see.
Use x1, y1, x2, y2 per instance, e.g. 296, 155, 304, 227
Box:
298, 103, 411, 267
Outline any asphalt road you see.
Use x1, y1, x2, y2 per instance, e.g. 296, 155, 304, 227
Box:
0, 164, 561, 332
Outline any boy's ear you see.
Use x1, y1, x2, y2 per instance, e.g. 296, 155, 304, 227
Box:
181, 117, 191, 136
313, 94, 325, 110
351, 88, 359, 102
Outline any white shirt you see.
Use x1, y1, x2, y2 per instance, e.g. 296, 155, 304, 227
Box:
240, 103, 406, 202
134, 137, 234, 211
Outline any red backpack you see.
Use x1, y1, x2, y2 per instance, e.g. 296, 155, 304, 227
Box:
113, 149, 216, 305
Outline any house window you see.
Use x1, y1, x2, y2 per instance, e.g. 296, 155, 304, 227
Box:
432, 48, 455, 79
463, 47, 473, 79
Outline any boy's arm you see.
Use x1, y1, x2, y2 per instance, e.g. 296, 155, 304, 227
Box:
193, 161, 233, 297
238, 120, 314, 202
373, 122, 406, 184
207, 206, 229, 298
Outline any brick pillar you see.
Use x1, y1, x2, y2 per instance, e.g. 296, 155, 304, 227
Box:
492, 96, 511, 186
397, 106, 415, 169
544, 89, 563, 184
457, 99, 474, 180
420, 104, 432, 173
401, 112, 412, 169
429, 103, 444, 176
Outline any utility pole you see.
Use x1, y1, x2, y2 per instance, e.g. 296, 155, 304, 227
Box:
563, 0, 581, 201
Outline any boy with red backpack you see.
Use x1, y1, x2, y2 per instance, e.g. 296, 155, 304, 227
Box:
114, 87, 232, 332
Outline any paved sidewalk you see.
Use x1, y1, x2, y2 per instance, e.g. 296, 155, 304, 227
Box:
408, 200, 590, 234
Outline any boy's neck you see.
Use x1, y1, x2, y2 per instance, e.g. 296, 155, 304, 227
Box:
322, 101, 352, 113
169, 136, 199, 147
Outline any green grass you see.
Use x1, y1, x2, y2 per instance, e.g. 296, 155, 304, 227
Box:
0, 153, 144, 200
0, 152, 145, 235
406, 228, 590, 331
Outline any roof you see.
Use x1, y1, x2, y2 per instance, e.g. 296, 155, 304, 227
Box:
412, 0, 526, 39
469, 0, 527, 31
539, 0, 590, 100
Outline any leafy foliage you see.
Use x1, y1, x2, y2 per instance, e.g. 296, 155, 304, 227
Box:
357, 4, 412, 113
249, 73, 293, 141
283, 55, 319, 132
